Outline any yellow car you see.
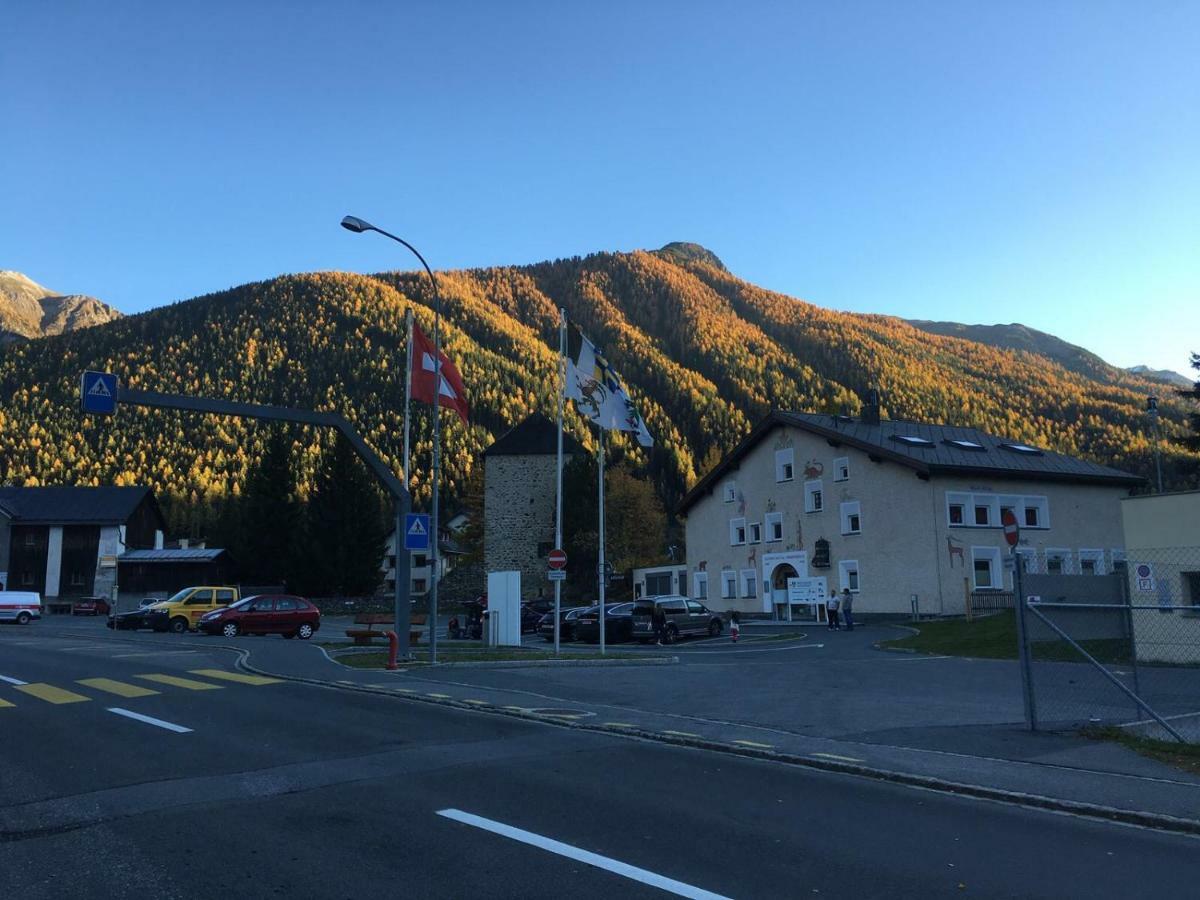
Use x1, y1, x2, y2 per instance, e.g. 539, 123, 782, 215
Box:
142, 586, 240, 634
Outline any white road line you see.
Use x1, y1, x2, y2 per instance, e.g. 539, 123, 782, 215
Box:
437, 809, 731, 899
112, 650, 200, 658
886, 654, 951, 661
0, 675, 29, 685
106, 707, 193, 733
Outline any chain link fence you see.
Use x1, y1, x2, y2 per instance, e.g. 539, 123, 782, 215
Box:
1014, 547, 1200, 743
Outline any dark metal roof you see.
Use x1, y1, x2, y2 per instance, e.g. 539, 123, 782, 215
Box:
120, 548, 228, 563
678, 411, 1143, 515
0, 486, 157, 525
483, 412, 587, 457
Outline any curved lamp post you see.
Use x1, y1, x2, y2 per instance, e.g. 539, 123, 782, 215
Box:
342, 215, 443, 663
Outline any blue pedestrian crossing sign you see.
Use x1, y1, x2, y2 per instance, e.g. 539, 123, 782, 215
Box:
80, 370, 118, 415
403, 513, 431, 551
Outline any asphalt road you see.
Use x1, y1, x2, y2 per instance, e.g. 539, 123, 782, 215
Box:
2, 629, 1199, 899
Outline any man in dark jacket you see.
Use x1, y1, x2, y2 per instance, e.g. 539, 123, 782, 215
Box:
652, 602, 668, 645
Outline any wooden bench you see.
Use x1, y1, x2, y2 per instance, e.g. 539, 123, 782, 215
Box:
345, 613, 427, 646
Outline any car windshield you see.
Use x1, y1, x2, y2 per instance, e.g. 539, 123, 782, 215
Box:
165, 588, 194, 603
228, 597, 255, 610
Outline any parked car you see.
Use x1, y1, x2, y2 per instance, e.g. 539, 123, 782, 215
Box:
520, 603, 546, 634
573, 602, 637, 643
631, 596, 723, 644
198, 594, 320, 639
109, 585, 240, 633
0, 591, 42, 625
72, 596, 111, 616
538, 605, 587, 642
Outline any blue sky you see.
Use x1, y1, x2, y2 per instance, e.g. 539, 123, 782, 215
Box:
3, 1, 1196, 376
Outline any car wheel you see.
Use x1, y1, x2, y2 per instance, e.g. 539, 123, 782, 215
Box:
221, 622, 240, 638
297, 623, 314, 640
665, 624, 678, 645
169, 617, 190, 634
16, 611, 31, 625
709, 620, 723, 637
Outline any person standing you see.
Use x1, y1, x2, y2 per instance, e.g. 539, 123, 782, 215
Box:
652, 601, 668, 645
826, 592, 841, 631
730, 609, 741, 643
841, 588, 855, 632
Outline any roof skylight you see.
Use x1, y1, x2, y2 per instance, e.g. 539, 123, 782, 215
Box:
1000, 442, 1043, 455
944, 439, 987, 451
891, 435, 935, 448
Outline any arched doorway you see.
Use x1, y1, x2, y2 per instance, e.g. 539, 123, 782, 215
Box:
772, 564, 798, 621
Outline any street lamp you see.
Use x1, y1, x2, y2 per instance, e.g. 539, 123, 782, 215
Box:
342, 215, 443, 664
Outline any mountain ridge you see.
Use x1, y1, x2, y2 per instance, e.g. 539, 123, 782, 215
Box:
0, 270, 122, 344
0, 247, 1193, 538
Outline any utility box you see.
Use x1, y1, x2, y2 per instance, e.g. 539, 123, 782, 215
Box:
486, 570, 522, 647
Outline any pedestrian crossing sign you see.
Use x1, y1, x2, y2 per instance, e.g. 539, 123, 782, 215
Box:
404, 513, 431, 551
80, 370, 119, 415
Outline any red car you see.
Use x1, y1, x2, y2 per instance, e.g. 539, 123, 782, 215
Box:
72, 596, 111, 616
197, 594, 320, 639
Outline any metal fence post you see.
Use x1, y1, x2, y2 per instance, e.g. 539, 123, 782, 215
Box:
1012, 550, 1037, 731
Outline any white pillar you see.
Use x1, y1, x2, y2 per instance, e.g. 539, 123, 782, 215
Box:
45, 526, 64, 597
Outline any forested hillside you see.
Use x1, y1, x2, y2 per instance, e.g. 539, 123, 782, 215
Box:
0, 247, 1194, 539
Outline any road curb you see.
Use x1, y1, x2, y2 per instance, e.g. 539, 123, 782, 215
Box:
329, 655, 680, 669
233, 652, 1200, 839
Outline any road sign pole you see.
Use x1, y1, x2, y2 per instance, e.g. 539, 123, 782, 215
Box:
1012, 546, 1037, 731
597, 427, 606, 657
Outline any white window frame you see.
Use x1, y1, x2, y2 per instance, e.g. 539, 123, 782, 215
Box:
839, 500, 861, 535
838, 559, 860, 593
723, 481, 736, 503
748, 522, 762, 544
946, 491, 969, 527
741, 569, 757, 598
970, 546, 1003, 589
765, 512, 783, 543
833, 457, 849, 482
1045, 548, 1073, 575
1079, 549, 1105, 575
972, 497, 998, 527
804, 479, 824, 513
693, 572, 708, 600
1015, 546, 1037, 574
729, 517, 746, 546
1111, 549, 1127, 572
775, 448, 795, 483
721, 569, 737, 599
1023, 496, 1050, 529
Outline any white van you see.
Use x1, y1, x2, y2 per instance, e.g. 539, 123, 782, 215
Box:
0, 591, 42, 625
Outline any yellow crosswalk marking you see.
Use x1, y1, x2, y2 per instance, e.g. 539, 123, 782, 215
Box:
0, 697, 14, 708
137, 674, 223, 691
188, 669, 282, 686
16, 683, 91, 705
77, 678, 160, 698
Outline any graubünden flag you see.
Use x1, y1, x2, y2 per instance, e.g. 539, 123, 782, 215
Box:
410, 321, 469, 425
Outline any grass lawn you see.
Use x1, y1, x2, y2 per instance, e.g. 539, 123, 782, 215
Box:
336, 649, 662, 667
1083, 726, 1200, 776
882, 611, 1133, 664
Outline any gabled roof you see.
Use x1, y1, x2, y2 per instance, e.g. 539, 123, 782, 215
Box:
0, 486, 160, 525
483, 412, 587, 457
678, 411, 1143, 515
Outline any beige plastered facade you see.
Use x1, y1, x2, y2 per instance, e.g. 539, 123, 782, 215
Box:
684, 423, 1130, 617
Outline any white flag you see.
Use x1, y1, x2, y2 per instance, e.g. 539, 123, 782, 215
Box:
564, 326, 653, 447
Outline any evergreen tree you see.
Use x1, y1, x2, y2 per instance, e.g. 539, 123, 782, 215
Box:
239, 426, 301, 585
298, 435, 388, 596
1177, 353, 1200, 453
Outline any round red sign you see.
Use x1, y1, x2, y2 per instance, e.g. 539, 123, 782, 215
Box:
1001, 509, 1020, 547
548, 548, 568, 570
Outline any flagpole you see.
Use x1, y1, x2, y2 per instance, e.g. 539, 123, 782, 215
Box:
403, 308, 413, 488
554, 308, 566, 657
430, 288, 441, 665
597, 425, 606, 657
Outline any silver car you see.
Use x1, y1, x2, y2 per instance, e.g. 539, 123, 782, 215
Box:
631, 595, 723, 644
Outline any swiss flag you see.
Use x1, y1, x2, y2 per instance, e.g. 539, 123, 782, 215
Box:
411, 321, 469, 425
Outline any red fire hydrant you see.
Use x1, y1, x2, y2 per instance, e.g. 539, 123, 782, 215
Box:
385, 630, 400, 670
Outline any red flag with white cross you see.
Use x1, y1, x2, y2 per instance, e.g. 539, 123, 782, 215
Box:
410, 321, 469, 425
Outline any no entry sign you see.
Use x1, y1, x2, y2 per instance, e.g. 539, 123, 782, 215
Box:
1001, 509, 1020, 547
548, 548, 568, 570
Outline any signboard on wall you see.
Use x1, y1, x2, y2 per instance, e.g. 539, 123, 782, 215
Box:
786, 576, 828, 605
1135, 563, 1155, 593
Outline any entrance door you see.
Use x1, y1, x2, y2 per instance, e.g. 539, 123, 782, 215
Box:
772, 565, 797, 620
